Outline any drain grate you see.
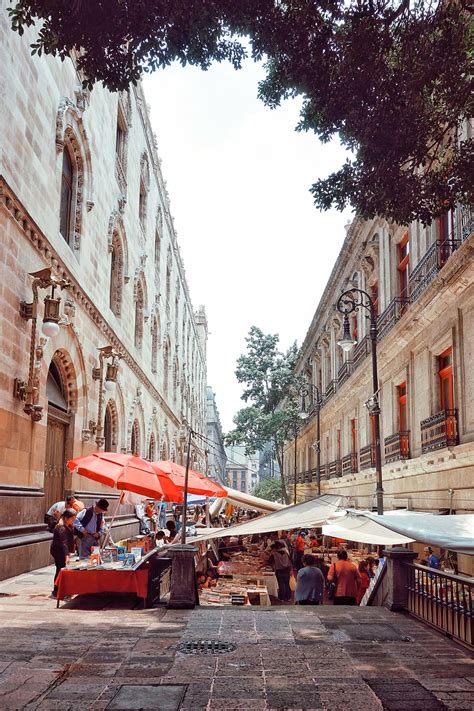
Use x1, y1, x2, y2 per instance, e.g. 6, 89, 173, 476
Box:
177, 640, 236, 655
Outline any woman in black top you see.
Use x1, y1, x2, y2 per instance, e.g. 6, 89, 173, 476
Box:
50, 508, 77, 598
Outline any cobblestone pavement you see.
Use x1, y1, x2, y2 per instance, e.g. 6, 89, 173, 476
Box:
0, 566, 473, 710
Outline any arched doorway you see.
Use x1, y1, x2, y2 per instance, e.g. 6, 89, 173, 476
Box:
44, 359, 70, 509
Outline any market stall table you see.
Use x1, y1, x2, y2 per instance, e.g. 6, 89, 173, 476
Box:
55, 567, 149, 606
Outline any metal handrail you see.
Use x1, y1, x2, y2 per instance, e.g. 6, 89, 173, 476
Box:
405, 563, 473, 648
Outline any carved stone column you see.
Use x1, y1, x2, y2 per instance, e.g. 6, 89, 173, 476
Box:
167, 544, 199, 609
383, 547, 418, 611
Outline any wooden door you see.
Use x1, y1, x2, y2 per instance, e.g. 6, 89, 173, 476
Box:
44, 415, 67, 509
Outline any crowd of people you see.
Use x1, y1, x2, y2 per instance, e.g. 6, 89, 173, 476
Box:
194, 528, 380, 607
46, 495, 186, 599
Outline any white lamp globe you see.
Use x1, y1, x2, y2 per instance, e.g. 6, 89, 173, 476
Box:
104, 378, 116, 392
41, 320, 60, 338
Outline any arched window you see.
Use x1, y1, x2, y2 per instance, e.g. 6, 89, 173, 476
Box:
104, 403, 115, 452
139, 153, 150, 236
165, 248, 172, 309
110, 233, 124, 316
60, 147, 74, 243
139, 179, 147, 229
148, 433, 156, 461
151, 316, 159, 374
131, 419, 140, 455
163, 339, 170, 396
134, 280, 144, 349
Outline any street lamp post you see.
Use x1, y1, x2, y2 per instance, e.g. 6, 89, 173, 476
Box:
299, 383, 323, 496
336, 288, 384, 515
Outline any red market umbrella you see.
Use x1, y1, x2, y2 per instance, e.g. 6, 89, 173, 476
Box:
67, 452, 184, 502
151, 460, 227, 498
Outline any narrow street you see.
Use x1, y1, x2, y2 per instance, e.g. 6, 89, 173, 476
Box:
0, 567, 473, 710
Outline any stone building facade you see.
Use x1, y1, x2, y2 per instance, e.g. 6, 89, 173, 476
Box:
0, 4, 207, 579
225, 446, 259, 494
206, 387, 227, 484
285, 198, 473, 568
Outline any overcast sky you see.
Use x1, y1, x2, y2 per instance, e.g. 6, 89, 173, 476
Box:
144, 60, 352, 433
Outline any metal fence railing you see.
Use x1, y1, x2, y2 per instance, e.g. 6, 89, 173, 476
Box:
406, 563, 473, 649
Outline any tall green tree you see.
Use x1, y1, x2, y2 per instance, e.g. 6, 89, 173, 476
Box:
8, 1, 473, 224
225, 326, 301, 504
251, 476, 283, 503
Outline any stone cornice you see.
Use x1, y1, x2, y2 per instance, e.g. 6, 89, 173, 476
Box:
297, 216, 376, 366
0, 175, 181, 427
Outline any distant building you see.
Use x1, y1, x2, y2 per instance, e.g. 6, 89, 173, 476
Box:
225, 445, 259, 493
206, 387, 227, 483
258, 442, 280, 481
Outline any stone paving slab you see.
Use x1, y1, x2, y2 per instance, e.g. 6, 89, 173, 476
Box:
0, 565, 473, 710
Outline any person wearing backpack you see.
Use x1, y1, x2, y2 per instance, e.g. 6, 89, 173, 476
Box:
326, 549, 361, 605
267, 540, 293, 602
74, 499, 109, 558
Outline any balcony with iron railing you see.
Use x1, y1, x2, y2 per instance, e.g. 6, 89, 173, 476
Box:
376, 297, 411, 341
320, 464, 329, 480
342, 452, 358, 475
360, 444, 376, 470
459, 204, 474, 242
328, 460, 342, 478
337, 360, 353, 387
421, 409, 458, 453
384, 431, 410, 463
352, 335, 370, 371
409, 237, 462, 303
324, 379, 338, 401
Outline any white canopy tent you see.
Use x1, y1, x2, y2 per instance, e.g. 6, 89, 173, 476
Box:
323, 510, 415, 545
364, 512, 474, 555
222, 487, 285, 513
190, 494, 343, 543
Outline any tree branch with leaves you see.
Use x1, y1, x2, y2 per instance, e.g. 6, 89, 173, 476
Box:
225, 326, 302, 504
8, 1, 473, 223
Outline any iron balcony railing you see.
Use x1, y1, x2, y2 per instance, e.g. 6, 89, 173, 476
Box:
352, 335, 370, 371
360, 444, 376, 470
328, 460, 342, 478
406, 563, 473, 649
342, 452, 358, 475
421, 409, 458, 453
384, 431, 410, 463
320, 464, 329, 480
460, 204, 474, 242
409, 238, 462, 302
324, 379, 338, 401
337, 360, 353, 387
376, 297, 411, 341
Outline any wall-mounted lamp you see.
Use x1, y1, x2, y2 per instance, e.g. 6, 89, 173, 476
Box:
89, 345, 122, 448
14, 268, 70, 421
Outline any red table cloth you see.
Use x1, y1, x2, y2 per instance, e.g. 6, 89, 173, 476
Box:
56, 568, 149, 601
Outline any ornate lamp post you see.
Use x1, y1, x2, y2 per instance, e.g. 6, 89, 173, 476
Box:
299, 383, 323, 496
14, 268, 70, 421
90, 346, 122, 448
336, 288, 383, 514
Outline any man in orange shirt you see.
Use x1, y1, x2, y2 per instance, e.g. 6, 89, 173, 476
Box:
327, 549, 361, 605
295, 530, 306, 570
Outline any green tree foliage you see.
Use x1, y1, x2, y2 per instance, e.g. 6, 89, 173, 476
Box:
225, 326, 301, 504
251, 477, 283, 503
8, 1, 473, 223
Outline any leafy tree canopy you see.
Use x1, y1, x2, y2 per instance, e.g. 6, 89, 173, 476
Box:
9, 1, 473, 224
225, 326, 301, 503
252, 476, 283, 503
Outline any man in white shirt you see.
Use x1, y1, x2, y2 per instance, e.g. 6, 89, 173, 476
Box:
74, 499, 109, 558
44, 496, 76, 532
